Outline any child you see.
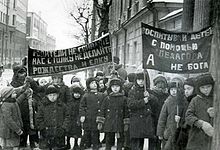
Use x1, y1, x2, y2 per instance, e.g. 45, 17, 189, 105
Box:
0, 87, 23, 150
128, 72, 158, 150
157, 77, 188, 150
67, 86, 84, 150
96, 78, 129, 150
79, 77, 105, 150
184, 77, 196, 103
36, 84, 70, 150
185, 73, 214, 150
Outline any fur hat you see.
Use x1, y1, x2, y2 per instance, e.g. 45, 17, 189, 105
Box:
95, 71, 104, 78
109, 78, 122, 87
86, 77, 97, 89
70, 86, 84, 95
13, 65, 27, 74
127, 73, 136, 83
184, 77, 195, 87
71, 76, 80, 84
45, 84, 59, 95
196, 73, 214, 87
153, 74, 168, 87
0, 86, 14, 100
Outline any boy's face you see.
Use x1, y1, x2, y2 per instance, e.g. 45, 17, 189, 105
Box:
99, 80, 105, 89
199, 84, 212, 96
73, 93, 81, 99
53, 77, 62, 85
47, 93, 59, 102
111, 85, 120, 93
17, 72, 26, 81
89, 81, 97, 90
39, 79, 48, 86
155, 81, 166, 92
170, 88, 177, 96
11, 91, 17, 98
184, 85, 194, 97
137, 79, 144, 87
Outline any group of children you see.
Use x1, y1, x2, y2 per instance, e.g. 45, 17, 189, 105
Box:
0, 64, 216, 150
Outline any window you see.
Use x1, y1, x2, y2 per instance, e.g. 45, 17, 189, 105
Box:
0, 12, 2, 22
133, 41, 137, 64
126, 44, 130, 64
120, 0, 123, 17
13, 0, 16, 8
12, 15, 16, 25
127, 0, 132, 19
134, 1, 139, 13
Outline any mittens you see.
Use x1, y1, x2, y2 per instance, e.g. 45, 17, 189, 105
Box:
207, 107, 214, 118
202, 121, 214, 137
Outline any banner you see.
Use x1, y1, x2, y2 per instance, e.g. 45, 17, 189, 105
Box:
28, 34, 112, 76
142, 23, 213, 73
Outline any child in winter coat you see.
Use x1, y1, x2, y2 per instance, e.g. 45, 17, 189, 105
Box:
128, 72, 159, 150
79, 77, 105, 150
157, 77, 188, 150
36, 84, 70, 150
96, 78, 129, 150
67, 86, 84, 150
185, 73, 214, 150
0, 87, 23, 150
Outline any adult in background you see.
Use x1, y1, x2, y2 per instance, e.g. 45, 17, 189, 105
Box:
108, 56, 127, 82
51, 73, 72, 104
10, 65, 38, 149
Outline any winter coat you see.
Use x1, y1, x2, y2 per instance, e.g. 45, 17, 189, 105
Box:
0, 98, 23, 139
185, 95, 213, 150
79, 91, 105, 131
128, 85, 159, 138
97, 92, 129, 133
36, 97, 70, 138
68, 97, 82, 137
11, 77, 31, 127
157, 95, 188, 149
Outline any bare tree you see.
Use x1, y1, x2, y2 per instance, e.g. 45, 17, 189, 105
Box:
94, 0, 112, 37
70, 1, 92, 44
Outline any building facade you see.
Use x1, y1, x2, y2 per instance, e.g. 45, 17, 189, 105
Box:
109, 0, 183, 76
46, 34, 56, 50
0, 0, 28, 66
26, 12, 47, 50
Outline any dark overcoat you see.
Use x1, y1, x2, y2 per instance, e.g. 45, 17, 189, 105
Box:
97, 92, 129, 132
128, 85, 158, 138
79, 91, 105, 131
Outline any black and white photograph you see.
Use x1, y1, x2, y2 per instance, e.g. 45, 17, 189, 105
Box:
0, 0, 219, 149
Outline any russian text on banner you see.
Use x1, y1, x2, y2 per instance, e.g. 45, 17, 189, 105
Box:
28, 34, 112, 76
141, 23, 213, 74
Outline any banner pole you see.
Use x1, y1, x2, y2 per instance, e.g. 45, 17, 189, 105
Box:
143, 69, 147, 92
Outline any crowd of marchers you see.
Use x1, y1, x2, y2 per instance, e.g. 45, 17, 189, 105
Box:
0, 56, 215, 150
